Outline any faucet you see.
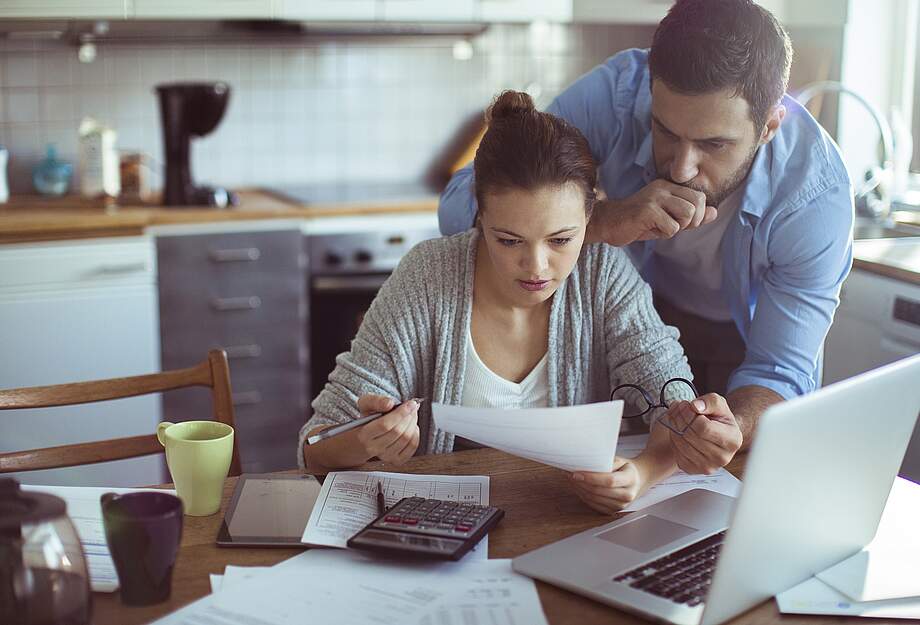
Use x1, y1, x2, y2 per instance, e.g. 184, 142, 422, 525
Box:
795, 81, 894, 221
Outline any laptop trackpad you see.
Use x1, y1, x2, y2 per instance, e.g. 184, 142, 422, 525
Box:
596, 515, 699, 553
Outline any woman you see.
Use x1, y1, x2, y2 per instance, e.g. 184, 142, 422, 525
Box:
300, 91, 696, 513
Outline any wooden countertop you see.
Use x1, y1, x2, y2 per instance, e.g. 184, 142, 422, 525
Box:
0, 188, 439, 244
853, 237, 920, 286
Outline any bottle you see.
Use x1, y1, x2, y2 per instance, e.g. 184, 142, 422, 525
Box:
0, 145, 8, 203
78, 117, 120, 198
32, 144, 73, 197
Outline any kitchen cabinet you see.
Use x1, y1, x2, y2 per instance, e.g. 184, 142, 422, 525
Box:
479, 0, 571, 22
273, 0, 377, 21
0, 0, 128, 18
0, 237, 164, 487
570, 0, 847, 25
132, 0, 273, 18
156, 226, 308, 474
382, 0, 476, 22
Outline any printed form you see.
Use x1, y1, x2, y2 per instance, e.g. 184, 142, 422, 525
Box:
23, 484, 176, 592
301, 471, 490, 557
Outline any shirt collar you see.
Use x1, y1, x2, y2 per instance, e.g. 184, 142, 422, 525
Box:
738, 141, 771, 218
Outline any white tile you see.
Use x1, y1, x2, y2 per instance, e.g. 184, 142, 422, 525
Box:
74, 53, 109, 87
7, 122, 43, 158
207, 46, 240, 84
4, 54, 39, 88
249, 86, 275, 116
112, 49, 141, 85
41, 122, 79, 159
112, 87, 148, 120
175, 48, 208, 81
41, 87, 75, 123
138, 48, 174, 85
6, 89, 40, 124
41, 52, 73, 87
76, 88, 114, 125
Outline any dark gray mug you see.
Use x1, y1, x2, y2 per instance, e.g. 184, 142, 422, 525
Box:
100, 491, 183, 606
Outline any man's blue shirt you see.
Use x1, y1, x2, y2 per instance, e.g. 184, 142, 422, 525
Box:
438, 48, 854, 400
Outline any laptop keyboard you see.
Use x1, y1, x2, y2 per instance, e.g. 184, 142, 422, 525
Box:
612, 531, 726, 607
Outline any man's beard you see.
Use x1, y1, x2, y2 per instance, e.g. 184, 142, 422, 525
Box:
660, 145, 757, 208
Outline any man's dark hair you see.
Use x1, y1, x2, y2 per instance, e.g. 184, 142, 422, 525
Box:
648, 0, 793, 130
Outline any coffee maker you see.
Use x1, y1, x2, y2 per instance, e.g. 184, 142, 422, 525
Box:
156, 82, 237, 207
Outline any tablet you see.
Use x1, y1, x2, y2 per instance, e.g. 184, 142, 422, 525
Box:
216, 473, 322, 547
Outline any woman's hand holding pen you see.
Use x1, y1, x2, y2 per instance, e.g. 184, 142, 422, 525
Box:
354, 395, 421, 465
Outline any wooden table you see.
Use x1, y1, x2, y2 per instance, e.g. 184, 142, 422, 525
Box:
91, 449, 836, 625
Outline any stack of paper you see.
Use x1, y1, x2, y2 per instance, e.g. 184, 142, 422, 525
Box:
22, 484, 176, 592
777, 477, 920, 618
161, 550, 548, 625
432, 401, 622, 472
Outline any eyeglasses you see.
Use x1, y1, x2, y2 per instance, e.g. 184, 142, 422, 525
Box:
610, 377, 700, 436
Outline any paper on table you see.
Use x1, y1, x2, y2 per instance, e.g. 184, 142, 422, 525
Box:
301, 470, 489, 560
210, 566, 271, 593
22, 484, 176, 592
616, 435, 742, 511
777, 576, 920, 619
432, 401, 622, 472
815, 477, 920, 601
417, 559, 549, 625
153, 549, 546, 625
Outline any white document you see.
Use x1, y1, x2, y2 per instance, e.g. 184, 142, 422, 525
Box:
210, 565, 271, 593
155, 550, 546, 625
22, 484, 176, 592
616, 434, 742, 511
432, 401, 622, 472
418, 559, 549, 625
777, 576, 920, 619
815, 477, 920, 601
301, 470, 490, 559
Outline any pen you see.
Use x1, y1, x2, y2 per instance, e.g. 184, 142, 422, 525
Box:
306, 398, 426, 445
376, 481, 387, 516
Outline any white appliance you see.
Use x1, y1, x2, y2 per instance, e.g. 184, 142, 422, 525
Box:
0, 236, 166, 486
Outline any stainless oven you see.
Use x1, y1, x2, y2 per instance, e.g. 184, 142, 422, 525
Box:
307, 226, 440, 401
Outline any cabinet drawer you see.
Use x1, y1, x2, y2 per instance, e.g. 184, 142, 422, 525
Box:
161, 320, 306, 371
156, 229, 304, 289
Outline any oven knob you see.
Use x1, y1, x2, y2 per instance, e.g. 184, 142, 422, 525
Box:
324, 252, 343, 267
354, 250, 373, 264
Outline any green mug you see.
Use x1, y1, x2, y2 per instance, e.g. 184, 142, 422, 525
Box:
156, 420, 233, 517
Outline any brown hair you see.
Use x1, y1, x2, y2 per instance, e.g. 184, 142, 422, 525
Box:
648, 0, 792, 130
473, 90, 597, 215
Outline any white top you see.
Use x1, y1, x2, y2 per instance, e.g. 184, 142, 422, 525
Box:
460, 326, 549, 409
650, 186, 743, 321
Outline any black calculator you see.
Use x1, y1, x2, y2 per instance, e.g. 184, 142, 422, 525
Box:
347, 496, 504, 561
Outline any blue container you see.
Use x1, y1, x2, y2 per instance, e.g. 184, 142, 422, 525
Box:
33, 144, 73, 196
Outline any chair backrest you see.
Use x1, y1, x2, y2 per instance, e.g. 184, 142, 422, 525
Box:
0, 349, 242, 477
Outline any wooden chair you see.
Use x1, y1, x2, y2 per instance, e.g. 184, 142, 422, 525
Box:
0, 349, 242, 478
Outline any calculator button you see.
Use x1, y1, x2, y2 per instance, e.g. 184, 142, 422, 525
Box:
402, 518, 419, 525
455, 523, 472, 532
437, 522, 455, 530
385, 515, 401, 523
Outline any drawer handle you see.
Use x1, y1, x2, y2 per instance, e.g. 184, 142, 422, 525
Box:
94, 262, 149, 275
232, 390, 262, 406
211, 296, 262, 311
209, 247, 261, 262
224, 343, 262, 359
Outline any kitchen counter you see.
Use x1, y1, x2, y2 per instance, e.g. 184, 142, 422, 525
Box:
0, 188, 439, 244
853, 237, 920, 285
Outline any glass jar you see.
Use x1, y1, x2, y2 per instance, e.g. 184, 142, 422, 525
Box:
0, 478, 92, 625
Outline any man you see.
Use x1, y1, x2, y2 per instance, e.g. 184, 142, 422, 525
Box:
438, 0, 853, 476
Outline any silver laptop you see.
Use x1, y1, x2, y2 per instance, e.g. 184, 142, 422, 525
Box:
513, 354, 920, 625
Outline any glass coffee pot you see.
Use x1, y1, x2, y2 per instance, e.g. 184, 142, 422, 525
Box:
0, 478, 92, 625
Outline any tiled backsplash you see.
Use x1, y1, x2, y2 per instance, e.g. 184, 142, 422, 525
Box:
0, 23, 654, 195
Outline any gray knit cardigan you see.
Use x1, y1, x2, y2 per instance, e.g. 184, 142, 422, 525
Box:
297, 230, 692, 468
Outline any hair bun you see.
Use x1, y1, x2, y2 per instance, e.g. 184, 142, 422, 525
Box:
487, 90, 535, 123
